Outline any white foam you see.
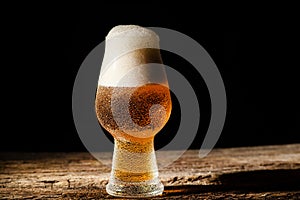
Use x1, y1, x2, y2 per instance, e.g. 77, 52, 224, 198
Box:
98, 25, 167, 87
106, 25, 159, 40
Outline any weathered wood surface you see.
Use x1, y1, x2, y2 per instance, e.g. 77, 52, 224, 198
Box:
1, 144, 300, 199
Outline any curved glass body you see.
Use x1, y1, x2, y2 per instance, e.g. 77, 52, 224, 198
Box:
95, 25, 171, 198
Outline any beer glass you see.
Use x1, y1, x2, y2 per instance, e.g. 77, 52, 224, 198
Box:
95, 25, 172, 197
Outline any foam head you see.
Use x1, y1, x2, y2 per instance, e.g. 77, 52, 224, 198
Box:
98, 25, 168, 87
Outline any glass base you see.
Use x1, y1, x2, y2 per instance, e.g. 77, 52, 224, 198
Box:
106, 177, 164, 198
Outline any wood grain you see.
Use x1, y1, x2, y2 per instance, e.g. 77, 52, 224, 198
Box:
1, 144, 300, 199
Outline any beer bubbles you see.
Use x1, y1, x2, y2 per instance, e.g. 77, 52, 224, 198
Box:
95, 25, 172, 197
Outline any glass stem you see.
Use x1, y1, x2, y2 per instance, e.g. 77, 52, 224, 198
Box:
111, 138, 158, 182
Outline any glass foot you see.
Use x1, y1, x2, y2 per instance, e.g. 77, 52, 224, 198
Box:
106, 177, 164, 198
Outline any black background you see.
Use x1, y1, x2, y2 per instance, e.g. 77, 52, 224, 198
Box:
2, 3, 299, 152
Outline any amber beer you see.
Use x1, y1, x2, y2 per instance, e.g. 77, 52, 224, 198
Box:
95, 84, 171, 143
95, 83, 171, 180
96, 25, 170, 197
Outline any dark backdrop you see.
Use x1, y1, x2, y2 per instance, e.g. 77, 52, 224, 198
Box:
2, 3, 299, 151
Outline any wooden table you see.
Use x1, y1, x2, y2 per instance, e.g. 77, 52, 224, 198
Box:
1, 144, 300, 199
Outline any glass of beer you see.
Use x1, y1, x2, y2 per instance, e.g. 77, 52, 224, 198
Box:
95, 25, 172, 197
